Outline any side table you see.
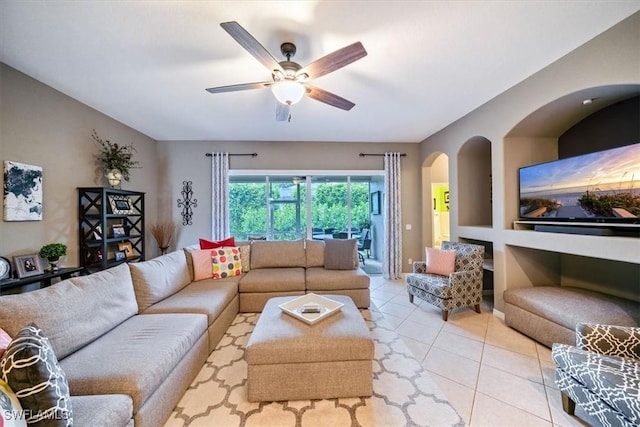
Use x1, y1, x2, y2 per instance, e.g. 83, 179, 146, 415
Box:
0, 267, 87, 293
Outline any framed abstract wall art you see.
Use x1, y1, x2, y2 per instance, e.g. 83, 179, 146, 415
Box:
3, 161, 43, 221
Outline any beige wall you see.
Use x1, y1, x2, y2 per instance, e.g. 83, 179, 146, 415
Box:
0, 64, 159, 267
419, 12, 640, 310
157, 140, 423, 270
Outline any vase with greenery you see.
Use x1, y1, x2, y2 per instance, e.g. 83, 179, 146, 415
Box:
39, 243, 67, 271
92, 129, 140, 187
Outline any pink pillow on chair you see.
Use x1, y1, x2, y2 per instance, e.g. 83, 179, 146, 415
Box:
425, 247, 456, 277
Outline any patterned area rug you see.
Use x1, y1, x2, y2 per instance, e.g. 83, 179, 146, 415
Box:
165, 308, 464, 427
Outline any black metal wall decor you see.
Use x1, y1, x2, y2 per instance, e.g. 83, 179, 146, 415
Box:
177, 181, 197, 226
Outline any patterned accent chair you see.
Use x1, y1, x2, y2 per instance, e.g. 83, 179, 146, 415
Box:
552, 324, 640, 427
405, 241, 484, 321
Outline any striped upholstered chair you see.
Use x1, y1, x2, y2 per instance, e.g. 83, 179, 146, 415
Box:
552, 323, 640, 427
405, 241, 484, 321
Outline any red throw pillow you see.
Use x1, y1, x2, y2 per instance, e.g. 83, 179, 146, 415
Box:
425, 247, 456, 277
199, 237, 235, 249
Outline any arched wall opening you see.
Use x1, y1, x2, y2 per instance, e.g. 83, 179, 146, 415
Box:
457, 136, 493, 227
421, 152, 449, 249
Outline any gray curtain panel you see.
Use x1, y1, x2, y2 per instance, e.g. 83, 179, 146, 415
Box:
210, 152, 230, 240
383, 152, 403, 280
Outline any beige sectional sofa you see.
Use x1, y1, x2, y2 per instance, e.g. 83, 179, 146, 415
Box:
238, 239, 370, 312
0, 238, 369, 427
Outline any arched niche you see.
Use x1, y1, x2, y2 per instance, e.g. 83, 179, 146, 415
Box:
457, 136, 492, 227
503, 84, 640, 227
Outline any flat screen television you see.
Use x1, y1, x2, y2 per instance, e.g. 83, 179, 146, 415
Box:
518, 142, 640, 224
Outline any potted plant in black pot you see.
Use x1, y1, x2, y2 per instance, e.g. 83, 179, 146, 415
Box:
39, 243, 67, 272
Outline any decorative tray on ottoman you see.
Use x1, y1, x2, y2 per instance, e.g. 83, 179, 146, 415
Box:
278, 293, 344, 325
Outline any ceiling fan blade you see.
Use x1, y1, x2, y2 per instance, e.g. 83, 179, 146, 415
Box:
205, 81, 272, 94
298, 42, 367, 80
220, 21, 284, 74
276, 102, 290, 122
305, 85, 355, 111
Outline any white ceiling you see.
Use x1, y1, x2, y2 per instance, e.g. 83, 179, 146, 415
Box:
1, 1, 638, 143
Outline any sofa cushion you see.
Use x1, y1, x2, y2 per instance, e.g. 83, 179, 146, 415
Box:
60, 313, 206, 413
143, 278, 239, 326
305, 267, 370, 291
70, 394, 133, 427
0, 323, 73, 426
405, 273, 453, 298
129, 251, 191, 312
239, 268, 306, 293
250, 240, 306, 269
0, 263, 137, 359
305, 239, 325, 267
503, 286, 640, 331
212, 247, 242, 279
324, 239, 358, 270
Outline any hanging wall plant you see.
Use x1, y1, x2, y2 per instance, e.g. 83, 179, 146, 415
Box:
92, 129, 140, 186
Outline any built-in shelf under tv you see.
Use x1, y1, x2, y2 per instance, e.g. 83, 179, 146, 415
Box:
518, 142, 640, 227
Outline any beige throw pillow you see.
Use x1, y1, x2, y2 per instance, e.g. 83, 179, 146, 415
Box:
324, 239, 357, 270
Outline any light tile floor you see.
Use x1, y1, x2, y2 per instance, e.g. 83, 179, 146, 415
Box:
369, 276, 602, 427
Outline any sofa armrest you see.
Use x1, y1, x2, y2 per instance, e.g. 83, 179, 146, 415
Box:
576, 323, 640, 360
412, 261, 426, 274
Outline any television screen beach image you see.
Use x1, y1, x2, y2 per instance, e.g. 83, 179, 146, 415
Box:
519, 143, 640, 222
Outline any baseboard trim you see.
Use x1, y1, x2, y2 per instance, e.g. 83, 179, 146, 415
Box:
492, 308, 505, 320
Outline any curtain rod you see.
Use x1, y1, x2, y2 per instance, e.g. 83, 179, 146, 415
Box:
359, 153, 406, 157
205, 153, 258, 157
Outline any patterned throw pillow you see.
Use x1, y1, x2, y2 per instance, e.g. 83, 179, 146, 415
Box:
199, 237, 235, 249
212, 247, 242, 279
237, 245, 251, 273
0, 323, 72, 426
0, 328, 11, 359
0, 379, 27, 427
425, 247, 457, 277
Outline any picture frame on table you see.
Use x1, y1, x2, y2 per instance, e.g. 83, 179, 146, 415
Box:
108, 195, 135, 215
118, 241, 135, 259
14, 254, 44, 278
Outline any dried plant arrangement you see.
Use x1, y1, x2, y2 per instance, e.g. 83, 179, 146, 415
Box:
150, 220, 178, 255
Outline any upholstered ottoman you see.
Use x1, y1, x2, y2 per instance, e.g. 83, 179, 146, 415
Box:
246, 294, 374, 402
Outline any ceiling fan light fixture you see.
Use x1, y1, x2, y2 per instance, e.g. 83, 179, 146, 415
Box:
271, 79, 305, 105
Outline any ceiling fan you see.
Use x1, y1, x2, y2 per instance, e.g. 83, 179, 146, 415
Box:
206, 21, 367, 121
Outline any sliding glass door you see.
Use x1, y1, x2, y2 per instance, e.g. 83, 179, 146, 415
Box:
229, 174, 373, 241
